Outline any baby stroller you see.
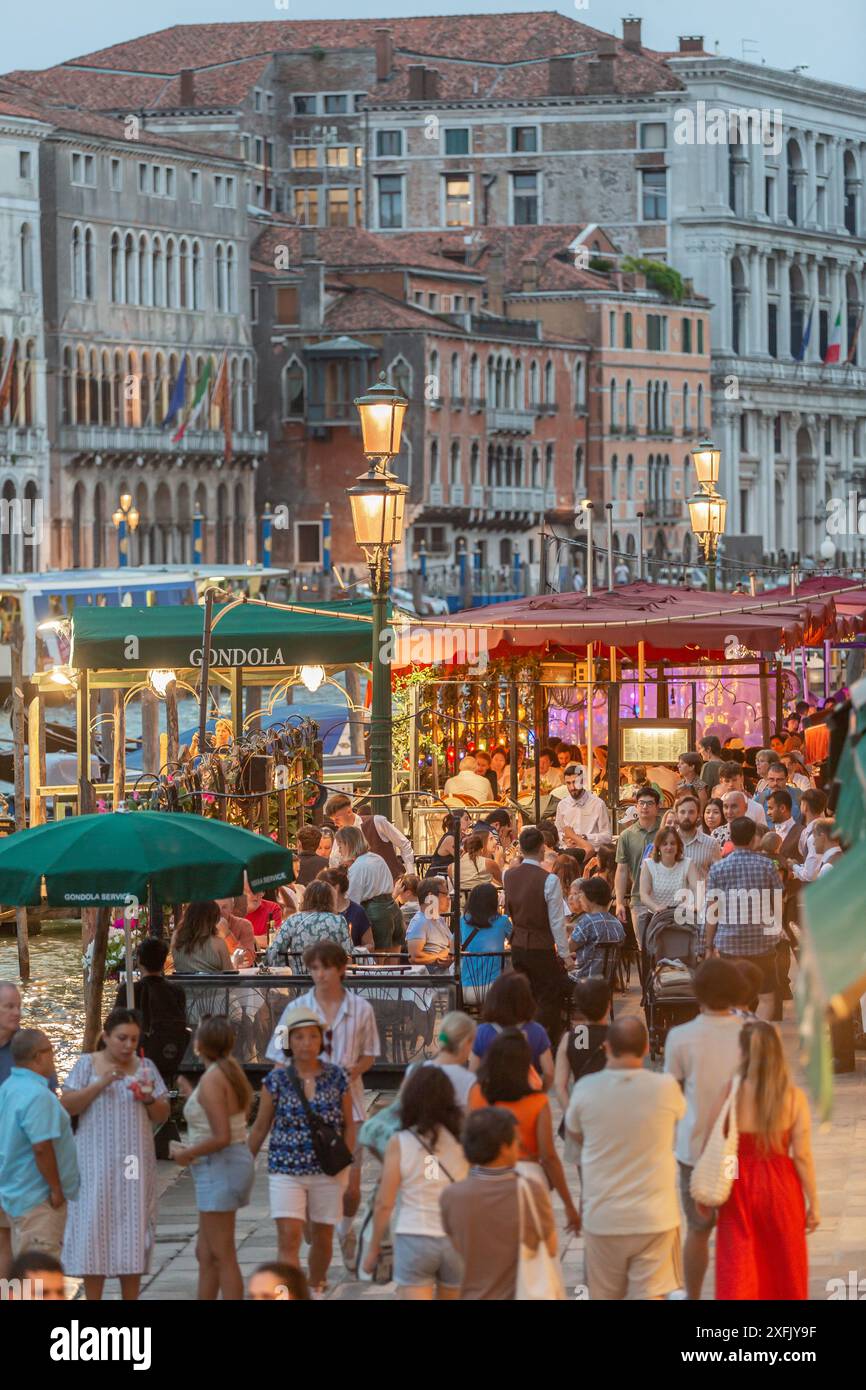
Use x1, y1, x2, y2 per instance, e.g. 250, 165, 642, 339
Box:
642, 908, 700, 1061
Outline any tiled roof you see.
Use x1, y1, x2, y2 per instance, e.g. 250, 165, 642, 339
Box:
385, 226, 617, 294
324, 285, 458, 334
252, 223, 482, 277
4, 12, 682, 113
0, 77, 241, 158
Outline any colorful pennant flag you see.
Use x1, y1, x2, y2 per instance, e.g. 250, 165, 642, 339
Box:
823, 306, 843, 365
794, 302, 813, 363
212, 352, 232, 464
161, 357, 187, 428
172, 356, 213, 443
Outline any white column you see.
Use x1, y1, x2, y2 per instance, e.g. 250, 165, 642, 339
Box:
760, 412, 775, 552
816, 414, 827, 530
807, 256, 820, 363
750, 139, 766, 220
787, 414, 799, 555
804, 131, 818, 228
778, 251, 792, 360
718, 247, 733, 352
722, 410, 739, 533
829, 137, 845, 231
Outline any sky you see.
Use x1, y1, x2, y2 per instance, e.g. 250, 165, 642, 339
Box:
2, 0, 863, 91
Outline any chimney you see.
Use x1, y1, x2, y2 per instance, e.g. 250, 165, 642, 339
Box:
408, 65, 426, 100
486, 249, 505, 316
374, 27, 393, 81
548, 55, 575, 97
678, 35, 704, 53
300, 228, 317, 259
587, 41, 617, 94
622, 17, 642, 52
299, 258, 324, 330
521, 257, 538, 293
179, 68, 195, 106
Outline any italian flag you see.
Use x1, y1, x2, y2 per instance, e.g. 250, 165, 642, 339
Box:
212, 352, 233, 464
824, 307, 843, 365
173, 356, 213, 442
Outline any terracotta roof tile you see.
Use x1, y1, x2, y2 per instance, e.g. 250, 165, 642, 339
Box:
323, 285, 456, 333
252, 222, 482, 277
5, 13, 682, 114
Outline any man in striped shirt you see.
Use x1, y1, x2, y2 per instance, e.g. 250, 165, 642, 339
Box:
674, 793, 721, 882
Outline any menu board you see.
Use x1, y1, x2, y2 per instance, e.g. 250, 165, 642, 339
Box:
621, 721, 692, 765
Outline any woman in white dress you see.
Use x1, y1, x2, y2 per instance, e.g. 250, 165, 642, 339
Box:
639, 825, 698, 916
61, 1007, 170, 1300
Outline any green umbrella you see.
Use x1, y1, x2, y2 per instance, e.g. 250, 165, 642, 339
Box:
0, 811, 294, 907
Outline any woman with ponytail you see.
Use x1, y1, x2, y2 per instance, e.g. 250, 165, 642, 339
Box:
714, 1020, 818, 1300
170, 1017, 254, 1300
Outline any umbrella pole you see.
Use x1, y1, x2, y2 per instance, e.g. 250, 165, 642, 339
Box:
125, 903, 135, 1009
83, 907, 110, 1052
638, 641, 646, 717
586, 643, 594, 787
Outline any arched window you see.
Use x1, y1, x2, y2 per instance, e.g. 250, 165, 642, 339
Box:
515, 360, 523, 408
152, 236, 165, 307
682, 382, 690, 434
610, 378, 618, 429
662, 381, 669, 431
123, 232, 136, 304
109, 231, 122, 303
494, 356, 503, 407
450, 352, 461, 398
469, 353, 480, 401
23, 479, 39, 573
697, 383, 704, 431
23, 340, 36, 427
191, 240, 202, 309
166, 237, 177, 308
154, 352, 166, 424
227, 244, 237, 313
87, 348, 98, 423
61, 347, 73, 424
92, 482, 105, 567
112, 350, 123, 425
19, 224, 33, 292
487, 356, 495, 402
429, 438, 439, 485
100, 349, 112, 424
428, 349, 439, 397
626, 454, 634, 501
75, 345, 87, 423
137, 233, 150, 306
504, 359, 513, 407
543, 360, 554, 404
242, 358, 253, 431
125, 351, 139, 427
531, 447, 540, 488
611, 454, 619, 504
215, 242, 225, 311
388, 355, 412, 398
529, 360, 539, 406
450, 440, 461, 486
574, 445, 584, 497
179, 238, 190, 308
71, 224, 82, 298
83, 227, 94, 300
574, 359, 585, 410
625, 379, 633, 432
544, 443, 554, 492
647, 380, 654, 432
140, 351, 152, 426
470, 441, 480, 485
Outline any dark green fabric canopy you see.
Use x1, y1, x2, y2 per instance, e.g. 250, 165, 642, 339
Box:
0, 810, 294, 906
69, 600, 375, 670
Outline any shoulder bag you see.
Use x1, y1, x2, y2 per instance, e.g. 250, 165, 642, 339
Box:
288, 1065, 354, 1176
515, 1176, 566, 1301
690, 1075, 741, 1207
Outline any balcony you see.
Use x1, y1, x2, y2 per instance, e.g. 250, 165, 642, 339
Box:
469, 398, 485, 413
486, 407, 535, 435
487, 485, 546, 514
450, 484, 465, 506
643, 499, 684, 521
451, 395, 465, 410
0, 426, 47, 459
60, 425, 267, 458
428, 484, 444, 505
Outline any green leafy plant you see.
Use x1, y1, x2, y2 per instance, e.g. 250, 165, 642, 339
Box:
621, 256, 685, 303
589, 256, 613, 272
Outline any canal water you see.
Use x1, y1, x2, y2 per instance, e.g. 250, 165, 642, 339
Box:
0, 925, 85, 1081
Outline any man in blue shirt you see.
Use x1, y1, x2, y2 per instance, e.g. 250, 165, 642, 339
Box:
756, 762, 802, 820
0, 1029, 79, 1261
704, 818, 783, 1021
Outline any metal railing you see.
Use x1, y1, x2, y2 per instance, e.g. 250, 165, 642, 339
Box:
172, 969, 456, 1080
60, 425, 266, 455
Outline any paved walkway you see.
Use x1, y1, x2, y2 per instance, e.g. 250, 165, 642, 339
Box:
132, 977, 866, 1302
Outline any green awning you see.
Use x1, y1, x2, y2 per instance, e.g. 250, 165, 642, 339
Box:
69, 600, 375, 671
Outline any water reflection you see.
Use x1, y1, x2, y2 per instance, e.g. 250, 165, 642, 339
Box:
0, 927, 86, 1081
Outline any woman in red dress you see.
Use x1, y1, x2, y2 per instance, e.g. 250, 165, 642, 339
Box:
714, 1021, 819, 1300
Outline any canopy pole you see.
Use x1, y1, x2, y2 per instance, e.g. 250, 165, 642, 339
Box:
609, 645, 618, 683
77, 667, 93, 814
585, 502, 594, 598
638, 641, 646, 717
113, 689, 126, 810
508, 680, 519, 804
124, 902, 135, 1008
823, 640, 831, 699
11, 622, 29, 980
637, 511, 644, 581
606, 502, 615, 592
27, 692, 46, 829
82, 907, 110, 1053
607, 680, 620, 827
586, 643, 594, 787
759, 660, 772, 745
165, 679, 179, 768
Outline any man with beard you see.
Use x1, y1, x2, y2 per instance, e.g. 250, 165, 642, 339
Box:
554, 763, 612, 856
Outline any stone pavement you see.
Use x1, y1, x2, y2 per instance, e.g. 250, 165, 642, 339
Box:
131, 974, 866, 1302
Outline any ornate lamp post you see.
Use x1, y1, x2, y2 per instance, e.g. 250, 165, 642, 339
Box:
112, 493, 140, 568
687, 440, 726, 592
350, 374, 409, 816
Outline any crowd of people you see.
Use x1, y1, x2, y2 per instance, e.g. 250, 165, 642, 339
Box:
0, 695, 848, 1301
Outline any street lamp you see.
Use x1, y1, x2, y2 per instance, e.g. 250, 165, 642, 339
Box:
350, 375, 409, 816
688, 440, 726, 592
112, 493, 140, 569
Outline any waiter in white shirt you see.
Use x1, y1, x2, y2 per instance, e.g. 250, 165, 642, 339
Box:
324, 793, 414, 876
554, 762, 612, 853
